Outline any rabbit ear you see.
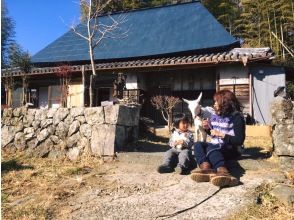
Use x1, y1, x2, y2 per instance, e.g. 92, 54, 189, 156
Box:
196, 92, 202, 102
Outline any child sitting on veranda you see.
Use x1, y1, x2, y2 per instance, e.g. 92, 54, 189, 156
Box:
157, 113, 194, 175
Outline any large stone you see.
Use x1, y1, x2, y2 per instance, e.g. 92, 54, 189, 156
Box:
34, 138, 53, 157
66, 132, 81, 148
274, 143, 294, 157
14, 121, 24, 133
25, 132, 35, 141
48, 149, 65, 159
70, 107, 84, 118
64, 115, 74, 127
53, 108, 69, 125
20, 106, 28, 116
67, 147, 80, 161
91, 124, 115, 156
37, 129, 50, 143
80, 124, 92, 138
68, 121, 80, 136
47, 108, 58, 118
14, 132, 26, 150
35, 109, 48, 121
1, 126, 15, 147
278, 156, 294, 171
24, 127, 34, 134
270, 184, 294, 206
271, 97, 293, 125
23, 114, 34, 127
24, 127, 35, 141
76, 116, 86, 124
77, 137, 90, 150
32, 120, 41, 130
55, 122, 69, 139
2, 117, 12, 126
50, 135, 60, 144
79, 137, 91, 155
47, 125, 56, 135
26, 138, 37, 149
3, 108, 13, 118
54, 140, 67, 150
84, 107, 104, 125
104, 105, 140, 126
10, 117, 22, 126
13, 108, 22, 117
27, 108, 36, 117
41, 119, 53, 129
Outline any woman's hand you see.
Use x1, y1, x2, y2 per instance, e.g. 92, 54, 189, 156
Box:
210, 130, 225, 139
202, 119, 210, 130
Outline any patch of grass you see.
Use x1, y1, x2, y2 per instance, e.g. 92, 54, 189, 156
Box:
63, 167, 84, 176
244, 136, 273, 151
227, 183, 294, 220
2, 192, 9, 203
3, 204, 53, 220
1, 150, 103, 220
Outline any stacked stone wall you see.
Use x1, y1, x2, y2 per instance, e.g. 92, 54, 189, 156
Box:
1, 105, 140, 160
271, 97, 294, 170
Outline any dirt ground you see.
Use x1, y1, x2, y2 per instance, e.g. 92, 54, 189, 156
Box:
1, 136, 293, 220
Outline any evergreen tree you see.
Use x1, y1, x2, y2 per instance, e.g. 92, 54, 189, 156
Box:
8, 43, 31, 73
1, 0, 15, 67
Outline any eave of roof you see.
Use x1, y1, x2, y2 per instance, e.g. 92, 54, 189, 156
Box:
2, 48, 275, 77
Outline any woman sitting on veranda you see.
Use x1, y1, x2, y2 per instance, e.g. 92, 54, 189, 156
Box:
191, 89, 245, 187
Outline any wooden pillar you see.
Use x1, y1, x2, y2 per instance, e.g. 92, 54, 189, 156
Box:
249, 72, 253, 116
82, 65, 85, 107
215, 70, 220, 92
89, 74, 93, 107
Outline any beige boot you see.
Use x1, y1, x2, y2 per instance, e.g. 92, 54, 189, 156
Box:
191, 162, 216, 182
210, 167, 239, 187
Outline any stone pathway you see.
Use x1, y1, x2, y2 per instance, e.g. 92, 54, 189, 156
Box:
58, 150, 285, 220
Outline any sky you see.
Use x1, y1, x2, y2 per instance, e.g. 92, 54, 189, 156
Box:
5, 0, 80, 56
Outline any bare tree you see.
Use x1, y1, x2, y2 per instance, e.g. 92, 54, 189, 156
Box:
56, 64, 72, 107
70, 0, 128, 106
3, 73, 14, 107
150, 95, 181, 131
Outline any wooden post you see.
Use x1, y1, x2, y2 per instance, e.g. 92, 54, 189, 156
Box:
249, 72, 253, 117
89, 74, 93, 107
215, 70, 220, 92
82, 65, 85, 107
48, 86, 52, 108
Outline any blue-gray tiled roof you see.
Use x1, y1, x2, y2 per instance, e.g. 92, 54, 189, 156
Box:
32, 1, 239, 64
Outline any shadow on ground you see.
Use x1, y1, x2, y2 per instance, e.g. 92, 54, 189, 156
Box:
1, 159, 34, 173
240, 147, 272, 160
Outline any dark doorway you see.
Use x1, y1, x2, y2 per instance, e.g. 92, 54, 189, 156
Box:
96, 88, 110, 106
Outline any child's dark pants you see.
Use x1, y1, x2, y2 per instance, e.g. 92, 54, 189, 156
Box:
162, 148, 192, 169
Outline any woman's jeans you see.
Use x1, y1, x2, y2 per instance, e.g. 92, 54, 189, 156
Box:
194, 142, 240, 169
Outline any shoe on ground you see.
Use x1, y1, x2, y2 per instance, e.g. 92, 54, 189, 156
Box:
157, 165, 174, 173
175, 166, 190, 175
210, 172, 239, 187
190, 168, 216, 182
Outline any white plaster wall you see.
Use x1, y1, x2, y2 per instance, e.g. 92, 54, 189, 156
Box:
219, 64, 249, 85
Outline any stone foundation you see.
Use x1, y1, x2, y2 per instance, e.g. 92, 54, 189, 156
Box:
270, 97, 294, 170
1, 105, 140, 160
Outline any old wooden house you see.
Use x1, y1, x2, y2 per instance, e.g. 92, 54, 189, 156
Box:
1, 1, 288, 125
